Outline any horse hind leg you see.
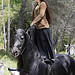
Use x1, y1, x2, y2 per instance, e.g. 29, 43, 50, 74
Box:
69, 56, 75, 75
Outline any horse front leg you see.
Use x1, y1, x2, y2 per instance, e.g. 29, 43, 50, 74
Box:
20, 67, 28, 75
20, 72, 28, 75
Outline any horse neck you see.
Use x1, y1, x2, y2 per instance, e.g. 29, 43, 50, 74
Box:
22, 34, 41, 69
25, 34, 39, 55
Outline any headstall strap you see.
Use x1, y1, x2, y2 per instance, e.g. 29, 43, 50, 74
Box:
20, 47, 26, 55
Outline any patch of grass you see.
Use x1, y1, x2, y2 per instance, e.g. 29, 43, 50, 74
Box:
0, 49, 6, 59
0, 49, 17, 75
59, 51, 65, 54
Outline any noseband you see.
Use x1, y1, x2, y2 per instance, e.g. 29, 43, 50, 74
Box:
14, 40, 26, 56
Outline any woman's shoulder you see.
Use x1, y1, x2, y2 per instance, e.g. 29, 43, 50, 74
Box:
40, 2, 46, 5
40, 2, 47, 7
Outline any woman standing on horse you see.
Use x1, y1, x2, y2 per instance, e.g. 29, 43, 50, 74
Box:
30, 0, 55, 59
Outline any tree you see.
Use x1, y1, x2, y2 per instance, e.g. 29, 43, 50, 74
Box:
57, 2, 75, 53
46, 0, 75, 52
18, 0, 26, 28
6, 0, 10, 54
18, 0, 32, 29
1, 0, 6, 49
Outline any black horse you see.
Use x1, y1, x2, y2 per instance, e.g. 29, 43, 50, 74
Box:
12, 29, 75, 75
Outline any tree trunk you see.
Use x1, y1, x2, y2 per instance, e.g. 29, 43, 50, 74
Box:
53, 30, 59, 47
2, 0, 6, 49
18, 0, 26, 28
6, 0, 10, 54
57, 26, 66, 53
67, 30, 72, 55
57, 12, 73, 53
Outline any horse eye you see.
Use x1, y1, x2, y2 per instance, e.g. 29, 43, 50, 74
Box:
21, 36, 24, 40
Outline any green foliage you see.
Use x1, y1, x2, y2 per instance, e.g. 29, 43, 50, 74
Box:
0, 0, 21, 48
10, 0, 21, 5
10, 4, 21, 28
71, 38, 75, 45
22, 8, 32, 29
3, 0, 9, 6
60, 31, 70, 51
55, 31, 70, 52
0, 32, 4, 46
60, 37, 69, 51
0, 49, 17, 75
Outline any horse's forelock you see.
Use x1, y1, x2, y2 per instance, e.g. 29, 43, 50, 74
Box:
15, 29, 26, 37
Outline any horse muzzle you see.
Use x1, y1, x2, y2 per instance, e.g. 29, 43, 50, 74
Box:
12, 47, 21, 58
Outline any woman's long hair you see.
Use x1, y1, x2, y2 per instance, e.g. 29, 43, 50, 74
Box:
32, 0, 52, 24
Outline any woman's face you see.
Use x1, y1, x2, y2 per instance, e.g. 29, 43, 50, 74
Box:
35, 0, 40, 3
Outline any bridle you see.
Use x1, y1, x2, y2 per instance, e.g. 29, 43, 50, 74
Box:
20, 46, 26, 55
14, 34, 27, 56
13, 38, 26, 56
19, 36, 27, 55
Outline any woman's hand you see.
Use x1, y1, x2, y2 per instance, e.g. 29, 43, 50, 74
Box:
30, 22, 33, 27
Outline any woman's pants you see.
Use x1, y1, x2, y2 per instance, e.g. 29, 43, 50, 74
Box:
32, 28, 55, 59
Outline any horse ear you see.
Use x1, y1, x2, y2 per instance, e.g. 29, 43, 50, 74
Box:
25, 26, 31, 34
13, 27, 17, 32
13, 28, 15, 32
25, 25, 35, 35
13, 28, 18, 35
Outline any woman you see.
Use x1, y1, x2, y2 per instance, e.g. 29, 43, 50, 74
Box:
30, 0, 55, 59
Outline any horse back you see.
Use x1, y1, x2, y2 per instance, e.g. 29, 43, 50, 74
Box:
56, 54, 75, 75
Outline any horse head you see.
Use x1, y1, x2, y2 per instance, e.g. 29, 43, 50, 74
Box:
12, 29, 27, 58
